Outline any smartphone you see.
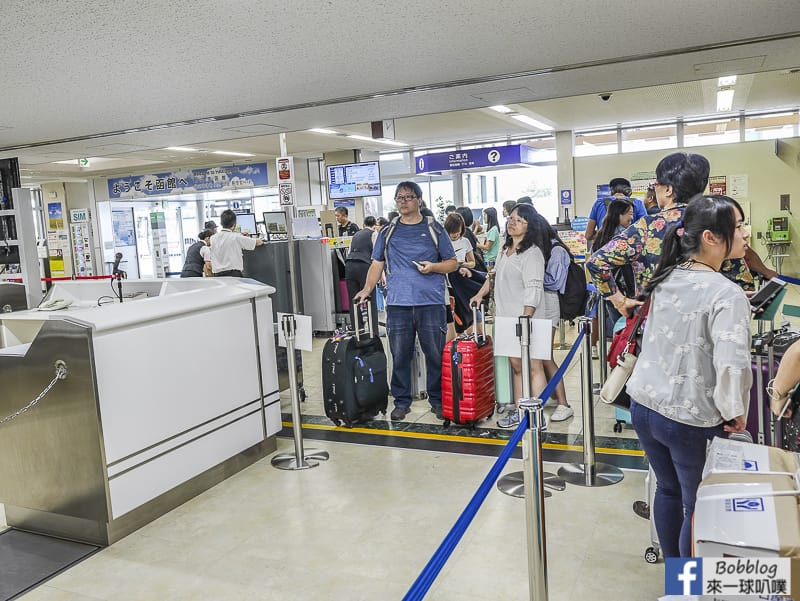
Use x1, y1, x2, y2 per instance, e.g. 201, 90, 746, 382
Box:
412, 260, 424, 271
749, 277, 786, 313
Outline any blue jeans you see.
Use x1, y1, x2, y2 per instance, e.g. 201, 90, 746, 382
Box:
630, 401, 725, 558
386, 304, 447, 411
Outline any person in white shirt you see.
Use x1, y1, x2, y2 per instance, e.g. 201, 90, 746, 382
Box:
210, 209, 263, 277
627, 194, 751, 558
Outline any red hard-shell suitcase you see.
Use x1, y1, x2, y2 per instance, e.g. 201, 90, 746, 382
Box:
441, 306, 495, 429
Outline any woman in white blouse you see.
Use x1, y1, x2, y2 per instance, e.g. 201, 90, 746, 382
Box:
470, 203, 550, 429
626, 194, 751, 558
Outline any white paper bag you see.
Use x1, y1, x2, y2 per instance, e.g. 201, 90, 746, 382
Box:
492, 316, 551, 359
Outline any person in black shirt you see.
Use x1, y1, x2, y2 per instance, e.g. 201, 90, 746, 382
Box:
335, 206, 359, 237
180, 230, 212, 277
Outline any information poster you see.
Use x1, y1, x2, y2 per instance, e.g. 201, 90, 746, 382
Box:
709, 175, 727, 195
47, 202, 64, 229
730, 174, 749, 198
263, 211, 288, 241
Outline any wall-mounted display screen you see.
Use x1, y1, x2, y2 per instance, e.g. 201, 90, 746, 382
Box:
327, 161, 382, 199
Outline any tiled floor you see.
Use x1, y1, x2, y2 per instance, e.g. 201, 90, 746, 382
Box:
8, 441, 662, 601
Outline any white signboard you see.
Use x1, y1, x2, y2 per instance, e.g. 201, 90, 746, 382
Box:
70, 208, 90, 223
279, 182, 295, 206
276, 313, 313, 352
492, 316, 552, 359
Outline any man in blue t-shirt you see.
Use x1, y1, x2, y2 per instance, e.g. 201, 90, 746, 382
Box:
584, 177, 647, 247
354, 182, 458, 421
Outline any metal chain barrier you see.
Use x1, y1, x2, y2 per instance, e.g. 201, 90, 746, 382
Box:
0, 361, 68, 426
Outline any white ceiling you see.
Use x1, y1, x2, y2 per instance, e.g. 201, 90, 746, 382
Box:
1, 0, 799, 182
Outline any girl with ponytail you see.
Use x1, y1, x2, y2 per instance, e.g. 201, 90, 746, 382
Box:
626, 194, 753, 558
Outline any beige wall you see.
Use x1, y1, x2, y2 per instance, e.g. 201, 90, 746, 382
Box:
574, 138, 800, 277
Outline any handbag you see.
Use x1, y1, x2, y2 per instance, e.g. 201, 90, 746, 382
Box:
600, 296, 652, 409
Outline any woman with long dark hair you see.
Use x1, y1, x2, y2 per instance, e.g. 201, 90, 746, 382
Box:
592, 198, 636, 337
470, 203, 549, 428
627, 194, 752, 558
477, 207, 500, 267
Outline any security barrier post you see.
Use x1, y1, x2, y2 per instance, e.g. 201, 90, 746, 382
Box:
558, 315, 623, 487
520, 398, 549, 601
271, 314, 330, 470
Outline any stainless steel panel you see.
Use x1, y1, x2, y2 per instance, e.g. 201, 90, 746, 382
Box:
5, 438, 276, 546
0, 319, 108, 521
0, 282, 27, 312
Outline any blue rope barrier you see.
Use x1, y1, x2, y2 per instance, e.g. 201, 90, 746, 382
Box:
779, 274, 800, 287
403, 411, 528, 601
403, 301, 594, 600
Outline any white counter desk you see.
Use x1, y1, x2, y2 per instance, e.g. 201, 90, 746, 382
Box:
0, 278, 281, 545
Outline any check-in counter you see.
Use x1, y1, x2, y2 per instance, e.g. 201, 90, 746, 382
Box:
0, 277, 280, 545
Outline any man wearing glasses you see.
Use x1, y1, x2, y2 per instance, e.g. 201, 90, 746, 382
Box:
354, 182, 458, 422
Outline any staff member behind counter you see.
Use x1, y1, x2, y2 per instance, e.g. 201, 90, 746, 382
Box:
210, 209, 264, 277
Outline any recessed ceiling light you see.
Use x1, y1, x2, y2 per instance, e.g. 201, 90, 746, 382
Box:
308, 128, 338, 134
212, 151, 256, 157
716, 89, 735, 112
165, 146, 199, 152
511, 115, 554, 131
718, 75, 737, 86
489, 105, 514, 114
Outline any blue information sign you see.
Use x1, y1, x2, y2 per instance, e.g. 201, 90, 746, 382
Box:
560, 189, 572, 205
415, 144, 537, 174
571, 216, 589, 232
108, 163, 269, 199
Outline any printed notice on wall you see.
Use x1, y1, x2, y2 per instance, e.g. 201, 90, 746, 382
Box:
729, 174, 748, 198
708, 176, 727, 195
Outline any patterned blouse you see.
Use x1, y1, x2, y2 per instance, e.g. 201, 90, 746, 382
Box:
586, 204, 754, 297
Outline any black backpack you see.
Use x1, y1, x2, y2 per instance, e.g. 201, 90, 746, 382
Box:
556, 246, 588, 320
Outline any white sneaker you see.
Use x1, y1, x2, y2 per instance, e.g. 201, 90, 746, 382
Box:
551, 405, 574, 422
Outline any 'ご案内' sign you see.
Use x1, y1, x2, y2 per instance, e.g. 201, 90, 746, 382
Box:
415, 145, 538, 174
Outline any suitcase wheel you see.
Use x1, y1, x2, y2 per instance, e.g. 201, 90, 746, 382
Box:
467, 421, 476, 431
613, 421, 623, 434
299, 387, 307, 402
419, 392, 428, 400
442, 419, 451, 428
644, 547, 659, 564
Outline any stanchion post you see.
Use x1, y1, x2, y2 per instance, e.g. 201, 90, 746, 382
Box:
271, 314, 329, 470
558, 315, 623, 487
520, 399, 549, 601
597, 300, 607, 386
498, 315, 565, 497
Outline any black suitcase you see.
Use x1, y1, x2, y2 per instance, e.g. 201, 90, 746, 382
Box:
323, 301, 388, 427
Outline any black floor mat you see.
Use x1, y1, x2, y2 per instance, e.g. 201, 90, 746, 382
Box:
0, 529, 99, 600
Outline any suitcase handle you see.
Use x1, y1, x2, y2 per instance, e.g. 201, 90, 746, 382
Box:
472, 303, 488, 346
352, 298, 374, 341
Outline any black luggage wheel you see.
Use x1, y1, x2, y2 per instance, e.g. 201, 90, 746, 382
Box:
442, 419, 451, 428
644, 547, 659, 564
613, 421, 623, 433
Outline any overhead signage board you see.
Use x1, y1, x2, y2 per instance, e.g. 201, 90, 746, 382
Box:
415, 144, 537, 174
107, 163, 269, 199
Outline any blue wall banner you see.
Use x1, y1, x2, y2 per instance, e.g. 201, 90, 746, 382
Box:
415, 145, 537, 174
107, 163, 269, 199
560, 189, 572, 205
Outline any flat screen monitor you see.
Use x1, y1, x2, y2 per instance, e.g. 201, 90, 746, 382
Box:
236, 213, 257, 236
327, 161, 382, 199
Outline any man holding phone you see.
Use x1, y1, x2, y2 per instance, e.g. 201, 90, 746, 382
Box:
354, 182, 458, 421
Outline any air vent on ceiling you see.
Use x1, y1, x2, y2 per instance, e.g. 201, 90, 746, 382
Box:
221, 123, 287, 134
471, 87, 536, 104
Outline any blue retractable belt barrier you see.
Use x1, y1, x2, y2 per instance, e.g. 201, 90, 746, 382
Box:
779, 274, 800, 287
403, 294, 595, 600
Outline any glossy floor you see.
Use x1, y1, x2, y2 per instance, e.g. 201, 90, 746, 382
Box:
7, 440, 662, 601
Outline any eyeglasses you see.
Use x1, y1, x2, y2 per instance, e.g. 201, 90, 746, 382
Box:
395, 195, 418, 202
507, 217, 527, 225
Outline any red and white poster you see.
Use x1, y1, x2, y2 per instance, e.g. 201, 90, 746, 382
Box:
709, 175, 727, 195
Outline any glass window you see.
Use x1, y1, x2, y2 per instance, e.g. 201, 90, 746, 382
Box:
621, 124, 677, 153
683, 117, 740, 147
744, 111, 799, 141
575, 130, 618, 157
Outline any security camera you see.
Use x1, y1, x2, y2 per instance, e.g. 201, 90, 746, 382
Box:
599, 93, 612, 102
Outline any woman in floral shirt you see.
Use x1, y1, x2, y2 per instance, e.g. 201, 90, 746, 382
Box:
586, 152, 762, 317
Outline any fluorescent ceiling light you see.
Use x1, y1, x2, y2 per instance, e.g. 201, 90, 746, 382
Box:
308, 128, 338, 134
212, 150, 256, 157
165, 146, 199, 152
380, 153, 405, 161
718, 75, 737, 86
347, 134, 407, 146
512, 115, 553, 131
716, 89, 735, 112
489, 105, 514, 114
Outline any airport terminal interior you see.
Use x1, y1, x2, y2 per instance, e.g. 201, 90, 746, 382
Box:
2, 3, 800, 600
